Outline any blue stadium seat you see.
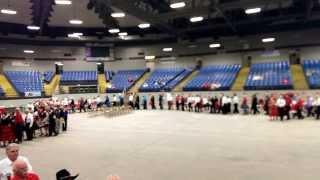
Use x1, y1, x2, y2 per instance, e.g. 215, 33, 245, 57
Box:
183, 64, 241, 91
244, 61, 293, 90
5, 71, 43, 94
303, 59, 320, 89
60, 71, 97, 85
0, 87, 4, 97
107, 69, 147, 93
139, 68, 185, 92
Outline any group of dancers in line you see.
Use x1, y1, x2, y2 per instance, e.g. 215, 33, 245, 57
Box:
126, 92, 320, 121
1, 92, 320, 146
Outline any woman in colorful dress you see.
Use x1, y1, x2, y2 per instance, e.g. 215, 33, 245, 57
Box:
268, 95, 278, 121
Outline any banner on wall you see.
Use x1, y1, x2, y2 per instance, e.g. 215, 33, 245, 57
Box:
12, 61, 31, 67
24, 91, 41, 97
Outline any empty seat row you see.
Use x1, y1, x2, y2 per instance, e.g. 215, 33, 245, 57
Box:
140, 68, 185, 92
5, 71, 43, 94
245, 61, 293, 90
184, 64, 241, 91
303, 59, 320, 89
61, 71, 97, 85
107, 69, 147, 93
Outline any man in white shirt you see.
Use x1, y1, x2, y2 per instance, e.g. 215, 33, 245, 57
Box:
128, 93, 134, 108
25, 110, 34, 140
221, 94, 228, 114
166, 93, 173, 110
0, 143, 32, 180
276, 95, 286, 121
232, 94, 239, 114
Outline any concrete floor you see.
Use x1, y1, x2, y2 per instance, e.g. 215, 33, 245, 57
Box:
1, 111, 320, 180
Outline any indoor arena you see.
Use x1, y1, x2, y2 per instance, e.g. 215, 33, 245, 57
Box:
0, 0, 320, 180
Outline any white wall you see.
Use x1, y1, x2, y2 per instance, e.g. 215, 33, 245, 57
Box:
1, 43, 320, 73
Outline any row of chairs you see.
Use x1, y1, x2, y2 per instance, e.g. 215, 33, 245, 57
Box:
303, 59, 320, 89
5, 71, 43, 93
184, 65, 241, 91
107, 69, 147, 93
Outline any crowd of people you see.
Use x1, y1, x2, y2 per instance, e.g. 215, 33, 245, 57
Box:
1, 92, 320, 179
0, 98, 69, 147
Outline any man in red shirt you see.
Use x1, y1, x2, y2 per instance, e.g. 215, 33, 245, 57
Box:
10, 160, 39, 180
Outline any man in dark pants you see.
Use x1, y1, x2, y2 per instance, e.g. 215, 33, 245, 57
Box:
315, 96, 320, 120
135, 95, 140, 110
251, 94, 259, 114
284, 94, 291, 120
159, 94, 163, 110
48, 109, 58, 136
62, 108, 68, 131
14, 108, 25, 143
232, 94, 239, 114
151, 95, 156, 109
276, 95, 286, 121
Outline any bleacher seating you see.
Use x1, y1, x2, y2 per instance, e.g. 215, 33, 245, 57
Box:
43, 71, 54, 83
139, 68, 185, 92
5, 71, 43, 94
303, 59, 320, 89
0, 87, 4, 97
60, 71, 97, 85
105, 71, 113, 81
244, 61, 293, 90
107, 69, 147, 93
184, 65, 241, 91
163, 68, 193, 91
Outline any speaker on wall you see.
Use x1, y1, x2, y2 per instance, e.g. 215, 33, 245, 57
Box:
97, 62, 104, 74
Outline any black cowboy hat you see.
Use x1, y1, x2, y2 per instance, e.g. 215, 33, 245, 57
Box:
56, 169, 79, 180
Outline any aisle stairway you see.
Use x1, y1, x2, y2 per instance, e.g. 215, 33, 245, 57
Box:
98, 74, 108, 93
231, 67, 250, 91
128, 72, 151, 93
0, 74, 18, 97
291, 64, 309, 90
44, 75, 61, 96
173, 70, 199, 92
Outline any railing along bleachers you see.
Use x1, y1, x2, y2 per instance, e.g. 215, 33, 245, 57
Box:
60, 71, 97, 85
139, 68, 185, 92
303, 59, 320, 89
107, 69, 147, 93
5, 71, 43, 95
43, 71, 54, 83
163, 68, 193, 91
245, 61, 293, 90
183, 64, 241, 91
105, 71, 113, 81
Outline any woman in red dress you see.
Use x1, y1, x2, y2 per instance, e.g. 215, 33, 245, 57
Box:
0, 112, 16, 147
269, 95, 278, 121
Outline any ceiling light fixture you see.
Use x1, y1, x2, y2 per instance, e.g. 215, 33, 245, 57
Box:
163, 48, 173, 52
145, 56, 156, 60
68, 32, 83, 38
27, 25, 40, 31
138, 23, 151, 29
111, 12, 125, 18
118, 32, 128, 36
190, 16, 203, 23
245, 7, 261, 14
69, 19, 83, 25
108, 28, 120, 34
170, 2, 186, 9
262, 37, 275, 43
209, 43, 221, 48
55, 0, 72, 5
23, 50, 35, 54
1, 8, 17, 15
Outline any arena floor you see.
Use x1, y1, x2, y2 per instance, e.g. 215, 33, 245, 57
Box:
1, 111, 320, 180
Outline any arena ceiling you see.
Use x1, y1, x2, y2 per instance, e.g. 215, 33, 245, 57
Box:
0, 0, 319, 45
